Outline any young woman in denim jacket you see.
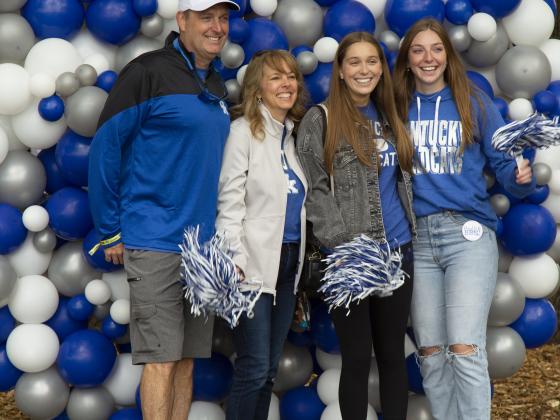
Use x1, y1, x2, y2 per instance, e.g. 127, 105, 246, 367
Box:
393, 18, 534, 420
296, 32, 415, 420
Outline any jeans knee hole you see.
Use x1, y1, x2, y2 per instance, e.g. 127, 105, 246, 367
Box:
418, 346, 443, 360
449, 344, 478, 357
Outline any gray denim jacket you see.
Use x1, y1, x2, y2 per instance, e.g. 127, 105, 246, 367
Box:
296, 105, 416, 249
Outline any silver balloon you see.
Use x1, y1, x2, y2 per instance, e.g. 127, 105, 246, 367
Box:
533, 162, 552, 185
498, 242, 513, 273
484, 171, 495, 190
406, 395, 434, 420
15, 366, 70, 419
75, 64, 98, 87
141, 14, 164, 38
0, 150, 46, 209
378, 30, 400, 52
488, 273, 525, 327
495, 45, 551, 99
464, 23, 509, 68
0, 255, 17, 307
48, 241, 100, 297
490, 193, 510, 217
212, 319, 235, 357
115, 36, 161, 72
225, 79, 241, 104
94, 302, 111, 320
448, 25, 472, 53
33, 227, 58, 253
67, 387, 115, 420
0, 14, 35, 64
65, 86, 108, 137
296, 51, 318, 76
56, 72, 81, 97
272, 341, 313, 392
0, 0, 26, 12
486, 326, 526, 379
272, 0, 323, 47
221, 43, 245, 69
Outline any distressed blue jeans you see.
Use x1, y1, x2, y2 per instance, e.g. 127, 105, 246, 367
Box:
411, 212, 498, 420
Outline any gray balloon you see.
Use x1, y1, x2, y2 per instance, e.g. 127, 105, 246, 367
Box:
115, 36, 161, 72
67, 387, 115, 420
0, 255, 17, 307
56, 72, 81, 97
498, 242, 513, 273
533, 162, 552, 186
94, 302, 111, 320
75, 64, 98, 87
272, 0, 323, 48
484, 171, 495, 190
15, 366, 70, 420
486, 326, 526, 379
490, 194, 510, 216
297, 51, 318, 76
406, 395, 434, 420
448, 25, 472, 53
33, 227, 58, 253
378, 30, 400, 52
496, 46, 551, 99
272, 341, 313, 392
0, 14, 35, 64
225, 79, 241, 104
48, 241, 100, 297
488, 273, 525, 327
221, 43, 245, 69
0, 0, 26, 12
141, 14, 164, 38
464, 23, 509, 68
65, 86, 108, 137
212, 319, 235, 357
0, 150, 46, 209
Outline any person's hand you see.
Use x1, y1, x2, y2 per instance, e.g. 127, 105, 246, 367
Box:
515, 159, 533, 185
104, 243, 124, 265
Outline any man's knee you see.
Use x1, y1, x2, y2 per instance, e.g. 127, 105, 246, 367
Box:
143, 361, 178, 381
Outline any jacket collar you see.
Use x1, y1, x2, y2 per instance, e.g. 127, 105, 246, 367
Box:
259, 103, 294, 139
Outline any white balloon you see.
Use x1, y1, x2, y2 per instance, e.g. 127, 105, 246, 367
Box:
0, 127, 8, 165
6, 324, 60, 373
158, 0, 179, 19
503, 0, 554, 47
314, 37, 339, 63
547, 169, 560, 194
315, 347, 342, 371
103, 353, 144, 406
188, 401, 225, 420
268, 392, 280, 420
29, 73, 56, 99
102, 270, 130, 301
356, 0, 387, 18
321, 402, 377, 420
545, 227, 560, 263
0, 115, 26, 151
508, 98, 534, 121
250, 0, 278, 16
25, 38, 83, 79
539, 39, 560, 82
0, 63, 31, 115
236, 64, 248, 86
509, 253, 559, 299
11, 99, 67, 149
110, 299, 131, 325
8, 274, 59, 323
8, 233, 53, 277
85, 279, 112, 305
534, 145, 560, 170
317, 368, 341, 405
156, 17, 180, 43
22, 205, 49, 232
541, 192, 560, 222
467, 13, 497, 42
71, 29, 117, 72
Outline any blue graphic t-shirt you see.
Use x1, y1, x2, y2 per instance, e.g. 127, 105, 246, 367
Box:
360, 102, 411, 247
281, 130, 305, 243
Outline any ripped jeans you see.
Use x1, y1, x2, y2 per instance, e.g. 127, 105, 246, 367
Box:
411, 213, 498, 420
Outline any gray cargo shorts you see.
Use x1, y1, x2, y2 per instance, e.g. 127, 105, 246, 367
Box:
124, 249, 214, 364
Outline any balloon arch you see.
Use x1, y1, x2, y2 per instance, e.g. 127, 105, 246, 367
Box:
0, 0, 559, 419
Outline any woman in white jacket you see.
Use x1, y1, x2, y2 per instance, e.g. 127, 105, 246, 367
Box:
216, 50, 308, 420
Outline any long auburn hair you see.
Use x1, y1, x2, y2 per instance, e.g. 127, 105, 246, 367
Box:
393, 18, 480, 153
232, 50, 308, 139
324, 32, 413, 174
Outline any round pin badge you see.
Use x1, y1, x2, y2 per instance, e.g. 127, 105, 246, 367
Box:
462, 220, 483, 241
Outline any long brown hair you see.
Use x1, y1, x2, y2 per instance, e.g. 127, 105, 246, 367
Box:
393, 18, 480, 153
232, 50, 308, 139
324, 32, 413, 174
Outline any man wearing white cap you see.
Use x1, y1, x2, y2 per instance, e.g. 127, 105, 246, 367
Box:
88, 1, 240, 419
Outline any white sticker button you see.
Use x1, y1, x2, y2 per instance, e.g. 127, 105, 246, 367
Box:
462, 220, 483, 241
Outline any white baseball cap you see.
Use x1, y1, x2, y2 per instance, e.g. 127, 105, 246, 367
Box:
178, 0, 240, 12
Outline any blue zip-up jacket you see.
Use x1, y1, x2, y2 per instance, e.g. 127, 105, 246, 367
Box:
409, 86, 535, 230
88, 32, 231, 252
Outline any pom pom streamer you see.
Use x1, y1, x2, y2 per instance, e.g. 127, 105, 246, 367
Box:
180, 226, 262, 328
318, 235, 407, 314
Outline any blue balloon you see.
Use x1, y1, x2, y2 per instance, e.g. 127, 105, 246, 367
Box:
316, 0, 339, 5
132, 0, 157, 16
230, 0, 248, 18
406, 353, 424, 394
57, 329, 117, 387
38, 147, 73, 194
304, 63, 333, 105
83, 228, 123, 272
0, 345, 23, 392
467, 71, 494, 98
310, 303, 339, 353
386, 50, 398, 73
291, 45, 313, 58
193, 352, 233, 401
0, 307, 15, 343
324, 0, 375, 42
213, 59, 238, 82
445, 0, 473, 25
547, 81, 560, 96
492, 97, 508, 119
241, 18, 289, 64
118, 342, 132, 353
525, 185, 550, 205
46, 187, 93, 240
0, 204, 26, 255
495, 217, 503, 238
500, 203, 557, 256
229, 17, 250, 44
279, 386, 325, 419
55, 130, 91, 188
533, 90, 557, 114
385, 0, 445, 37
22, 0, 84, 40
96, 70, 119, 93
46, 297, 88, 341
135, 384, 141, 410
67, 294, 95, 321
53, 412, 70, 420
110, 408, 143, 420
510, 298, 558, 349
470, 0, 521, 18
101, 315, 128, 339
39, 95, 65, 122
543, 0, 557, 14
86, 0, 141, 45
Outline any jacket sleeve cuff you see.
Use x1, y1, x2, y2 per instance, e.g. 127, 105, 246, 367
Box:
88, 232, 122, 256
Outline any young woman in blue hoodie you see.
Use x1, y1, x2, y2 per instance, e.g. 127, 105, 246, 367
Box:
393, 18, 534, 420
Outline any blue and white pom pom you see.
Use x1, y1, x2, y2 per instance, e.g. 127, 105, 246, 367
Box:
492, 112, 560, 167
318, 235, 407, 314
179, 226, 262, 328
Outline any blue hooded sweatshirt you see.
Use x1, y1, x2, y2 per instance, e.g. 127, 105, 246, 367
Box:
409, 86, 535, 230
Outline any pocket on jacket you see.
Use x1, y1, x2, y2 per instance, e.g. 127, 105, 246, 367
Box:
333, 148, 358, 192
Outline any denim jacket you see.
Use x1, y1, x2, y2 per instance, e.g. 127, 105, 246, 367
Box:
296, 105, 416, 249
